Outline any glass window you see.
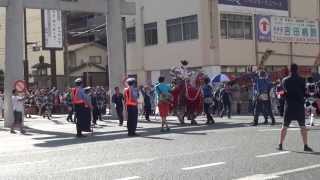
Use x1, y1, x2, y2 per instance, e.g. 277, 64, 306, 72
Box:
182, 15, 198, 40
244, 22, 253, 39
221, 66, 236, 73
144, 22, 158, 46
126, 27, 136, 43
69, 53, 77, 67
167, 19, 183, 42
236, 66, 246, 73
167, 15, 198, 43
220, 14, 253, 40
229, 20, 244, 39
220, 20, 228, 39
89, 56, 102, 64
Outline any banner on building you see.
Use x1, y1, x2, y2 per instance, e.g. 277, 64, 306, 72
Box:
256, 15, 320, 44
41, 9, 63, 50
218, 0, 288, 16
256, 15, 272, 42
271, 16, 319, 44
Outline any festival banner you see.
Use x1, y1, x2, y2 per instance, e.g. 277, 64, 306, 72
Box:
256, 16, 320, 44
271, 16, 319, 44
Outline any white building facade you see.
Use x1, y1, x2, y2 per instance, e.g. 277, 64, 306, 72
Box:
125, 0, 320, 84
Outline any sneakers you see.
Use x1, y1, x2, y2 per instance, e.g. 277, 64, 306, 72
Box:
251, 123, 258, 126
76, 134, 86, 138
278, 144, 314, 152
10, 130, 16, 134
160, 128, 166, 132
304, 145, 313, 152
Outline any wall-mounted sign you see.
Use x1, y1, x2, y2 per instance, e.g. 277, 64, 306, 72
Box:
256, 15, 320, 44
271, 16, 319, 44
256, 15, 272, 42
219, 0, 289, 16
41, 9, 63, 50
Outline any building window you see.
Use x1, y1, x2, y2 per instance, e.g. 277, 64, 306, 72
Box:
144, 22, 158, 46
220, 14, 253, 40
221, 66, 248, 75
89, 56, 102, 64
127, 27, 136, 43
167, 15, 198, 43
69, 53, 77, 67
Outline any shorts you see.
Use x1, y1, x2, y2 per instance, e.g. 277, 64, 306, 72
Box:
13, 111, 23, 124
158, 102, 170, 118
283, 118, 305, 128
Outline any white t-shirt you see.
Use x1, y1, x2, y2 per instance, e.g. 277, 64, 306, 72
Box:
12, 95, 24, 112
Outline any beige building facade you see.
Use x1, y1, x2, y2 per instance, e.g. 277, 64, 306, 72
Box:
125, 0, 320, 84
0, 8, 64, 84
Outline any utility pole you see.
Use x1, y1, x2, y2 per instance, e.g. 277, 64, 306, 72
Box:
50, 49, 57, 87
63, 11, 70, 87
288, 0, 293, 66
24, 8, 29, 87
121, 17, 127, 75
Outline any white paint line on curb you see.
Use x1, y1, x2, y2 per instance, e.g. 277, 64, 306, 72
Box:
114, 176, 141, 180
0, 160, 48, 168
235, 164, 320, 180
256, 151, 290, 158
61, 158, 155, 173
182, 162, 226, 171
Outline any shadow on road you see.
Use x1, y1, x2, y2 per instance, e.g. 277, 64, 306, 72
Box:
29, 120, 251, 148
291, 150, 320, 156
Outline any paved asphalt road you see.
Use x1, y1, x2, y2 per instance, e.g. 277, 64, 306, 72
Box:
0, 114, 320, 180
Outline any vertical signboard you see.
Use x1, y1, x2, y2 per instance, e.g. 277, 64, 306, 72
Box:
41, 9, 63, 50
256, 15, 272, 42
218, 0, 289, 16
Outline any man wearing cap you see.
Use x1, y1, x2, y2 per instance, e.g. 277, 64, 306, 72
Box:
124, 78, 139, 136
71, 78, 93, 138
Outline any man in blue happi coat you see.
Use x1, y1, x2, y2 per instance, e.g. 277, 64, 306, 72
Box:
252, 70, 275, 126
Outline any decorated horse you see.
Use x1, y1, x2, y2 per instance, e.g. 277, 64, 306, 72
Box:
170, 61, 205, 125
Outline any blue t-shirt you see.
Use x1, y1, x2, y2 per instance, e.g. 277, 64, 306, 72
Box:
203, 84, 213, 98
155, 83, 171, 98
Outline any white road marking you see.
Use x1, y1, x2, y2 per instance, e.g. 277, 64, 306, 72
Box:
272, 164, 320, 176
234, 174, 279, 180
114, 176, 141, 180
60, 158, 155, 173
0, 160, 48, 168
235, 164, 320, 180
163, 146, 236, 159
182, 162, 226, 171
258, 128, 300, 132
256, 151, 290, 158
0, 147, 79, 157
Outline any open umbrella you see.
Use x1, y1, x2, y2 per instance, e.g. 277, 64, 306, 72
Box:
212, 73, 230, 84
